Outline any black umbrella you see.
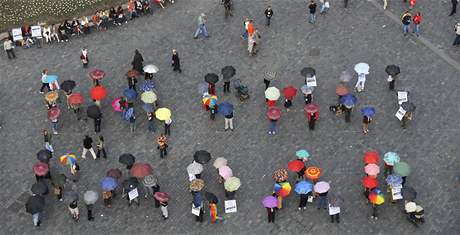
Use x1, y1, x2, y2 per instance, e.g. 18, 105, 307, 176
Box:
119, 153, 136, 166
122, 177, 139, 191
401, 102, 416, 112
401, 186, 417, 201
205, 73, 219, 84
25, 195, 45, 214
221, 66, 236, 79
31, 181, 49, 195
385, 65, 400, 76
194, 150, 211, 164
205, 191, 219, 203
300, 67, 316, 77
60, 80, 76, 92
36, 149, 52, 163
63, 191, 79, 203
87, 105, 102, 119
51, 173, 66, 187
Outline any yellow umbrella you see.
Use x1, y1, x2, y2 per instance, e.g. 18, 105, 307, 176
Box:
141, 91, 157, 104
44, 91, 59, 103
264, 87, 280, 100
155, 108, 171, 121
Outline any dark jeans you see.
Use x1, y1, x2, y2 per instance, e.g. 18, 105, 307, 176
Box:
449, 3, 457, 15
195, 208, 204, 222
164, 123, 171, 135
159, 148, 167, 158
453, 35, 460, 45
345, 108, 351, 122
267, 208, 275, 223
40, 83, 50, 92
97, 148, 107, 158
264, 79, 270, 90
266, 17, 271, 26
86, 204, 94, 220
308, 118, 316, 130
299, 194, 308, 207
344, 0, 348, 8
6, 49, 15, 59
389, 80, 395, 90
372, 205, 378, 218
330, 213, 340, 223
94, 119, 101, 133
223, 82, 231, 93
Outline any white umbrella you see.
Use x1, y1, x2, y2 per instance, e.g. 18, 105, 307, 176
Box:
213, 157, 228, 169
354, 63, 370, 75
83, 190, 98, 205
187, 162, 204, 175
264, 87, 280, 100
300, 85, 314, 95
143, 64, 159, 74
339, 70, 352, 83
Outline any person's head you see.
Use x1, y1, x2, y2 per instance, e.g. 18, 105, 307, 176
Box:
85, 135, 89, 139
172, 49, 177, 54
43, 129, 48, 134
267, 5, 271, 9
42, 69, 48, 74
405, 10, 410, 14
416, 12, 421, 16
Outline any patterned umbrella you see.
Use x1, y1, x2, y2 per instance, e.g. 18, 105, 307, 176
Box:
143, 175, 158, 187
274, 181, 291, 197
190, 179, 205, 192
386, 174, 403, 187
213, 157, 228, 169
59, 153, 77, 166
140, 80, 155, 92
89, 69, 105, 80
272, 168, 289, 182
363, 151, 380, 164
364, 164, 380, 175
130, 162, 153, 178
383, 152, 400, 166
68, 93, 84, 105
368, 188, 384, 205
90, 85, 108, 100
202, 95, 218, 107
224, 177, 241, 192
44, 91, 59, 103
313, 181, 330, 194
362, 176, 379, 189
218, 166, 233, 180
32, 162, 49, 176
264, 87, 280, 100
141, 91, 157, 104
305, 166, 321, 181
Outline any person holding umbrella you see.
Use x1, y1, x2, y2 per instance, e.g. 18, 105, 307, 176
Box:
314, 181, 330, 210
187, 161, 204, 181
155, 192, 170, 220
265, 87, 280, 107
218, 101, 234, 131
339, 94, 357, 123
68, 200, 80, 222
143, 175, 160, 207
119, 153, 136, 170
368, 188, 384, 220
361, 107, 375, 134
83, 190, 97, 221
305, 103, 319, 130
122, 177, 140, 207
222, 66, 236, 94
33, 162, 49, 182
190, 182, 205, 222
264, 5, 273, 26
262, 195, 277, 223
224, 176, 240, 199
385, 65, 400, 90
282, 86, 297, 112
383, 152, 400, 176
48, 107, 60, 135
126, 72, 138, 91
267, 106, 281, 135
51, 173, 66, 201
205, 192, 221, 223
26, 195, 45, 227
42, 129, 54, 153
295, 180, 313, 210
301, 85, 314, 105
205, 73, 218, 95
328, 194, 343, 223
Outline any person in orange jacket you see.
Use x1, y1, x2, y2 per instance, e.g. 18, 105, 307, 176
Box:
412, 12, 422, 37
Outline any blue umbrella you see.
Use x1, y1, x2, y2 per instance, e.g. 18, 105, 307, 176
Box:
45, 74, 58, 83
140, 80, 155, 92
124, 107, 134, 120
123, 88, 137, 100
386, 174, 403, 187
361, 107, 375, 117
197, 82, 208, 94
142, 103, 154, 113
339, 93, 357, 106
101, 177, 118, 191
294, 180, 313, 194
217, 102, 234, 116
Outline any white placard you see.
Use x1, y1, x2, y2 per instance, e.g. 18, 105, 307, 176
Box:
128, 188, 139, 200
224, 200, 237, 213
31, 26, 42, 38
12, 28, 23, 41
306, 76, 317, 87
391, 186, 403, 200
188, 173, 196, 182
395, 107, 406, 121
328, 205, 341, 215
191, 204, 201, 216
397, 91, 408, 105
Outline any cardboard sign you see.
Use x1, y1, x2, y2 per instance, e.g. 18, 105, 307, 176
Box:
128, 188, 139, 200
306, 76, 317, 87
328, 205, 341, 215
391, 185, 403, 200
12, 28, 23, 41
191, 204, 201, 216
31, 26, 42, 38
395, 107, 406, 121
397, 91, 408, 105
224, 200, 237, 213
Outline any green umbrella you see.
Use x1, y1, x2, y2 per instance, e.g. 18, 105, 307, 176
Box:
383, 152, 400, 166
51, 173, 66, 187
394, 162, 411, 176
224, 177, 241, 192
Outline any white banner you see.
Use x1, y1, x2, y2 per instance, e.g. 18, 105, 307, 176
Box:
128, 188, 139, 200
224, 200, 237, 213
306, 76, 317, 87
12, 28, 23, 41
31, 26, 42, 38
395, 107, 406, 121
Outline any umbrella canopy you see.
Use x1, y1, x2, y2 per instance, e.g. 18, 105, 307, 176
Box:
31, 181, 48, 195
272, 168, 289, 182
363, 151, 380, 164
143, 64, 159, 74
304, 103, 319, 114
296, 149, 310, 159
141, 91, 157, 104
63, 191, 79, 203
265, 87, 280, 100
266, 106, 281, 120
264, 71, 276, 81
205, 191, 219, 203
361, 107, 375, 118
119, 153, 136, 166
111, 97, 122, 112
202, 95, 218, 107
354, 63, 370, 75
282, 86, 297, 98
130, 162, 153, 178
106, 168, 122, 179
142, 103, 154, 113
187, 162, 204, 175
294, 180, 313, 194
190, 179, 205, 192
154, 192, 170, 203
101, 177, 118, 191
401, 102, 416, 112
33, 162, 49, 176
59, 153, 77, 166
213, 157, 228, 169
143, 175, 158, 187
364, 164, 380, 175
90, 85, 108, 100
197, 82, 209, 94
68, 93, 84, 105
305, 166, 321, 181
83, 190, 98, 205
140, 80, 155, 92
155, 108, 171, 121
362, 176, 379, 189
274, 181, 291, 197
335, 85, 349, 96
86, 105, 102, 119
339, 93, 358, 106
44, 74, 58, 83
194, 150, 211, 164
300, 84, 314, 95
60, 80, 76, 92
126, 69, 140, 78
313, 181, 330, 193
25, 195, 45, 214
221, 66, 236, 79
89, 69, 105, 80
218, 166, 233, 180
205, 73, 219, 84
262, 195, 278, 208
394, 161, 411, 176
224, 177, 241, 192
383, 152, 400, 166
368, 188, 384, 205
288, 159, 305, 172
45, 91, 59, 103
385, 174, 403, 187
51, 173, 66, 187
123, 88, 138, 100
401, 186, 417, 200
385, 65, 400, 76
405, 202, 417, 213
218, 101, 234, 116
339, 70, 352, 83
36, 149, 52, 163
47, 107, 60, 120
122, 177, 139, 191
301, 67, 316, 77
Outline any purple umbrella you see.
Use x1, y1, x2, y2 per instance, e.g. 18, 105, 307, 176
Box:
262, 195, 278, 208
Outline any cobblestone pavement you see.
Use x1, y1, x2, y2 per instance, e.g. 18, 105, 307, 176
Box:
0, 0, 459, 234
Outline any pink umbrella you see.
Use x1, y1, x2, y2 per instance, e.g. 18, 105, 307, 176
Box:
47, 107, 61, 120
111, 98, 122, 112
313, 181, 330, 193
219, 166, 233, 179
266, 106, 281, 120
33, 162, 49, 176
262, 195, 278, 208
364, 163, 380, 175
304, 103, 319, 113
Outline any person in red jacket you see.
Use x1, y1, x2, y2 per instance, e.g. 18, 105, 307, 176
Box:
307, 111, 319, 130
409, 0, 416, 9
412, 12, 422, 37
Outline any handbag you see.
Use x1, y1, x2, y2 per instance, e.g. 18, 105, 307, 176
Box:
307, 195, 314, 203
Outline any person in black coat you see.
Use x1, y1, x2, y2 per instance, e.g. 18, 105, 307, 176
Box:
171, 49, 182, 73
132, 49, 144, 74
449, 0, 458, 16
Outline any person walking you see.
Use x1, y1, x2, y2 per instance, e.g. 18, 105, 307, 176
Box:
308, 0, 318, 24
68, 200, 80, 222
344, 0, 348, 8
94, 116, 102, 133
52, 182, 63, 201
383, 0, 387, 9
224, 112, 234, 131
3, 38, 16, 59
127, 75, 138, 91
387, 74, 396, 90
362, 115, 372, 134
401, 11, 412, 36
147, 112, 156, 132
164, 118, 172, 136
171, 49, 182, 73
80, 48, 89, 68
132, 49, 144, 74
268, 118, 278, 135
96, 135, 107, 159
143, 176, 160, 207
82, 135, 97, 160
298, 192, 311, 210
355, 73, 366, 92
328, 198, 341, 223
102, 191, 113, 208
307, 110, 319, 130
453, 22, 460, 46
43, 129, 54, 153
210, 105, 218, 120
192, 191, 204, 222
50, 116, 59, 135
159, 199, 169, 220
85, 202, 95, 221
266, 207, 276, 223
412, 12, 422, 37
264, 6, 273, 26
70, 163, 80, 182
194, 13, 210, 39
40, 69, 50, 94
156, 134, 168, 158
320, 0, 330, 14
344, 105, 353, 123
449, 0, 458, 16
223, 75, 231, 94
129, 112, 136, 132
401, 111, 412, 128
222, 0, 233, 17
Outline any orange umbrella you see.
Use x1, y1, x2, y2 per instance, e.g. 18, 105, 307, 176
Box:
68, 93, 84, 105
335, 85, 349, 96
363, 151, 380, 164
305, 166, 321, 180
90, 86, 108, 100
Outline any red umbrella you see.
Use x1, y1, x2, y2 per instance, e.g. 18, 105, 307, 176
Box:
266, 106, 281, 120
33, 162, 49, 176
363, 151, 380, 164
126, 69, 139, 78
304, 103, 319, 113
47, 107, 60, 120
362, 176, 379, 189
282, 86, 297, 99
130, 162, 153, 178
287, 159, 304, 172
106, 168, 122, 179
335, 85, 349, 96
154, 192, 170, 202
89, 69, 105, 80
90, 86, 108, 100
68, 93, 84, 105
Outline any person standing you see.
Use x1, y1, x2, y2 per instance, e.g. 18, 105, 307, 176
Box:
268, 118, 277, 135
3, 38, 16, 59
362, 115, 372, 134
224, 112, 234, 131
344, 0, 348, 8
266, 207, 276, 223
159, 199, 169, 220
264, 6, 273, 26
383, 0, 387, 9
156, 134, 168, 158
355, 73, 366, 92
317, 191, 328, 210
192, 191, 204, 222
223, 75, 231, 94
82, 135, 97, 160
320, 0, 330, 14
223, 0, 233, 17
85, 202, 95, 221
80, 48, 89, 68
43, 129, 54, 153
328, 200, 341, 223
132, 49, 144, 74
449, 0, 458, 16
298, 192, 311, 210
40, 69, 50, 94
129, 112, 136, 132
210, 105, 217, 120
164, 118, 172, 136
308, 111, 319, 130
453, 22, 460, 46
171, 49, 181, 73
96, 135, 107, 159
194, 13, 210, 39
387, 74, 396, 90
127, 75, 138, 91
308, 0, 317, 24
344, 106, 352, 123
412, 12, 422, 37
147, 112, 156, 132
94, 116, 102, 133
401, 11, 412, 36
68, 200, 80, 222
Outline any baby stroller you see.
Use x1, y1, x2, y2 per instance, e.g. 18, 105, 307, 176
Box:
233, 79, 249, 101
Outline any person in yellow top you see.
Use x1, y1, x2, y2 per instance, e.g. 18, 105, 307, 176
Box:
156, 134, 168, 158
